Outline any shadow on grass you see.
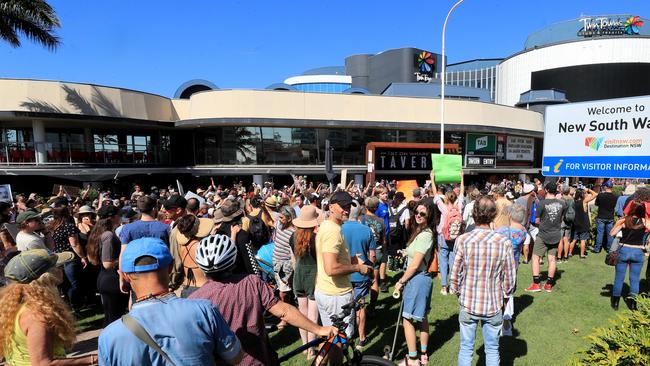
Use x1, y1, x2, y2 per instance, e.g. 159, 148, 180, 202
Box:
476, 336, 528, 366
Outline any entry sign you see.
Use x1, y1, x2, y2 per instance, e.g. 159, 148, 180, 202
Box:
543, 95, 650, 179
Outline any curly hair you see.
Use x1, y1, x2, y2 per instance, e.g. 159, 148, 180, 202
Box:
294, 227, 314, 258
0, 272, 76, 358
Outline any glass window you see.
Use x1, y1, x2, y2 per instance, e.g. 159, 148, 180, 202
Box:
94, 134, 118, 151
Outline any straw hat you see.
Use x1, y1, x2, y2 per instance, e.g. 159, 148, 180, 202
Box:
176, 218, 215, 245
264, 196, 278, 208
293, 205, 320, 229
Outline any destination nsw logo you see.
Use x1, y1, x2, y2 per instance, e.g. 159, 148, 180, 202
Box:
585, 136, 642, 151
585, 137, 604, 151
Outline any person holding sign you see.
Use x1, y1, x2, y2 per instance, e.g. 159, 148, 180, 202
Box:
430, 170, 465, 296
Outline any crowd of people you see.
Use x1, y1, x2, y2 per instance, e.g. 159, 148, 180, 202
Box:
0, 173, 648, 365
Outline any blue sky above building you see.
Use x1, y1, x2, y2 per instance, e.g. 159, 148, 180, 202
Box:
1, 0, 648, 96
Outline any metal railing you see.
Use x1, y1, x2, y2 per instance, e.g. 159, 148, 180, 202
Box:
0, 142, 171, 166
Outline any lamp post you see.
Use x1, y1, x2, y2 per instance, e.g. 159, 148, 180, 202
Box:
440, 0, 465, 154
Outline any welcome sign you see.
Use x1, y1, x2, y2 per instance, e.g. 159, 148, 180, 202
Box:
543, 95, 650, 178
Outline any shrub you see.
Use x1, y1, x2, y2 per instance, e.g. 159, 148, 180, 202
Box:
568, 295, 650, 366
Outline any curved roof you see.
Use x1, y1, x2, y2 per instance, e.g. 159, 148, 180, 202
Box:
173, 79, 219, 99
265, 83, 298, 91
301, 66, 346, 75
524, 15, 649, 50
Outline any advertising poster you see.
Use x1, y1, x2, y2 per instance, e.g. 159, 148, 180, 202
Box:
0, 184, 12, 203
396, 180, 419, 201
543, 95, 650, 178
506, 136, 535, 161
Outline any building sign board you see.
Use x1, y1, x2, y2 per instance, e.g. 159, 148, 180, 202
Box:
543, 95, 650, 179
577, 15, 644, 37
376, 148, 432, 171
413, 51, 435, 83
465, 133, 496, 167
506, 136, 535, 161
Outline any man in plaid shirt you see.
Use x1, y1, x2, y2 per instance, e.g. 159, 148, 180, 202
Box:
450, 196, 517, 366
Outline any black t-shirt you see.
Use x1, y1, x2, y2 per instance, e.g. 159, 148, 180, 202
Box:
595, 192, 618, 220
536, 198, 567, 245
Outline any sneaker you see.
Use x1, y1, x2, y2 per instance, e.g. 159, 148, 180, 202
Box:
540, 259, 544, 265
440, 286, 448, 296
543, 283, 553, 292
356, 337, 370, 350
380, 282, 389, 293
420, 354, 429, 364
525, 283, 541, 292
501, 320, 513, 337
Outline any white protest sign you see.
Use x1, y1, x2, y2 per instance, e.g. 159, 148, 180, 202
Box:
543, 95, 650, 179
184, 191, 205, 205
506, 136, 534, 161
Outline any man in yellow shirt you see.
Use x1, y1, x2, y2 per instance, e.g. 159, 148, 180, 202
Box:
315, 191, 372, 366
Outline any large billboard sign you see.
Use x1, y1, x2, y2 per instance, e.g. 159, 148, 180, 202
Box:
543, 96, 650, 179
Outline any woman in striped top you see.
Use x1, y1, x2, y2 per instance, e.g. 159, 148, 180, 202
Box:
272, 205, 297, 328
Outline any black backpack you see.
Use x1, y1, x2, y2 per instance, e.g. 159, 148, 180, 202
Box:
247, 212, 271, 247
389, 206, 408, 245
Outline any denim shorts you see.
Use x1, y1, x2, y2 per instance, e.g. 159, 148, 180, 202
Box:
402, 272, 433, 322
352, 280, 372, 299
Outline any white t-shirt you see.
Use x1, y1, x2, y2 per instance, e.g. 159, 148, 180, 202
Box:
16, 231, 47, 251
396, 202, 411, 224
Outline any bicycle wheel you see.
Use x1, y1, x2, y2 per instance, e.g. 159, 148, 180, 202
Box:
360, 355, 398, 366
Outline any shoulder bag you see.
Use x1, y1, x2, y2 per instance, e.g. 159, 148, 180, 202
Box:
121, 314, 177, 366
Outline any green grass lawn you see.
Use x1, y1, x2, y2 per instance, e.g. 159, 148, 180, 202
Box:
270, 253, 649, 365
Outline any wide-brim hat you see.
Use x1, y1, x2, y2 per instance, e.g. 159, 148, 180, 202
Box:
293, 205, 320, 229
5, 249, 75, 284
220, 199, 244, 222
176, 218, 215, 245
624, 184, 637, 196
75, 205, 96, 217
264, 196, 278, 208
522, 183, 535, 194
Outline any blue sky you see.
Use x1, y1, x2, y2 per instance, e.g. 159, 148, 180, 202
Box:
1, 0, 648, 97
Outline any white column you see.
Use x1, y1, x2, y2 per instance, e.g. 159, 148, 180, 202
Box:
32, 120, 47, 163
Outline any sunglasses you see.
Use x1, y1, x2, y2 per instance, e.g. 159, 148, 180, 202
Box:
417, 211, 428, 218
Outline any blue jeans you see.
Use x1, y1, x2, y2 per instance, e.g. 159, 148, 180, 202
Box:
62, 259, 81, 309
595, 219, 614, 252
613, 246, 646, 297
458, 308, 502, 366
438, 234, 454, 286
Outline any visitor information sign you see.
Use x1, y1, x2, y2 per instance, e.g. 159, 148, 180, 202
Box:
543, 95, 650, 179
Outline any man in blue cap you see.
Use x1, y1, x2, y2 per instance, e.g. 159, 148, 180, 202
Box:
98, 237, 243, 365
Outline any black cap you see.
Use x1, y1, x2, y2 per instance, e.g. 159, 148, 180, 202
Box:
329, 192, 357, 208
51, 197, 69, 208
162, 195, 187, 210
97, 205, 120, 219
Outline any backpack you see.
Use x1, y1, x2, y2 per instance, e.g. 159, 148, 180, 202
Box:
389, 206, 408, 244
443, 204, 464, 241
247, 212, 271, 248
564, 199, 576, 224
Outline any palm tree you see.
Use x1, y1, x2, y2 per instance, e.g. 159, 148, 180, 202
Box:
0, 0, 61, 50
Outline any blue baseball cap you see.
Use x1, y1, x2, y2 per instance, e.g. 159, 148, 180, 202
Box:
120, 237, 173, 273
602, 180, 613, 188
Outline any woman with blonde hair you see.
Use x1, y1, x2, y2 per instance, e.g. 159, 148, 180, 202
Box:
0, 249, 98, 365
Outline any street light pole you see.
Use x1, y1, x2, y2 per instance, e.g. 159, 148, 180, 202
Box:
440, 0, 465, 154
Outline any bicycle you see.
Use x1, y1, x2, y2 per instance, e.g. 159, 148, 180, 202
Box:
278, 294, 397, 366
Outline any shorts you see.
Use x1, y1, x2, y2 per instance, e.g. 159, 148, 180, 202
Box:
528, 226, 539, 242
402, 272, 433, 322
293, 264, 316, 300
273, 260, 293, 293
315, 290, 355, 338
574, 231, 590, 241
533, 237, 559, 257
374, 247, 383, 269
561, 224, 572, 239
351, 280, 372, 299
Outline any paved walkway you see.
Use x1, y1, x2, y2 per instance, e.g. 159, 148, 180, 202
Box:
69, 329, 101, 357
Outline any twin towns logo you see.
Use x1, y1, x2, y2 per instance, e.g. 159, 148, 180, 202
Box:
585, 136, 642, 151
414, 51, 435, 82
